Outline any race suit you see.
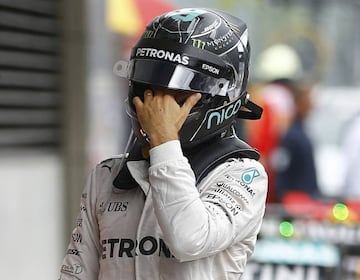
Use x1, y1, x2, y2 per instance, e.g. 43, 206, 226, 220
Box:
59, 140, 268, 280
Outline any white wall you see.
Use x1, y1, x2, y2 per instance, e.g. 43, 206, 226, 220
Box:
0, 151, 63, 280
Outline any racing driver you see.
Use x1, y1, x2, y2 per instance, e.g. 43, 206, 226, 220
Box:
59, 7, 268, 280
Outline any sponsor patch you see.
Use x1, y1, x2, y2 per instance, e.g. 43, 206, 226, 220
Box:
101, 237, 174, 259
241, 168, 260, 184
204, 190, 243, 216
67, 248, 81, 256
72, 232, 82, 243
215, 181, 249, 204
135, 47, 189, 65
61, 263, 83, 275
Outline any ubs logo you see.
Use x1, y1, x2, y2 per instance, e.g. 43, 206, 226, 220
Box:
105, 201, 129, 212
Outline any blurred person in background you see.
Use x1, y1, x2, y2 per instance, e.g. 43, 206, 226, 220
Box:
245, 81, 294, 203
341, 112, 360, 199
272, 78, 322, 202
59, 8, 268, 280
245, 44, 299, 203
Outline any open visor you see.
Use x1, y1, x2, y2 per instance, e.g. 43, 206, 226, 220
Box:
128, 59, 232, 96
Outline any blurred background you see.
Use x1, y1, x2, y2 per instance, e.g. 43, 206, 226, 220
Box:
0, 0, 359, 279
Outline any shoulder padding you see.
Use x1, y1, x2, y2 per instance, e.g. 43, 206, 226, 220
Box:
184, 134, 259, 184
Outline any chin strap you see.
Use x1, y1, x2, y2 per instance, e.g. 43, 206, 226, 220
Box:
235, 92, 263, 120
237, 99, 263, 120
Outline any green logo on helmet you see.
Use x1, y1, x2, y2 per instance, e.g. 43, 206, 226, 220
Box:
171, 11, 204, 22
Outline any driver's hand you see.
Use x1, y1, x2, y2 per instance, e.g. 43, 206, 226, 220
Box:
133, 88, 201, 147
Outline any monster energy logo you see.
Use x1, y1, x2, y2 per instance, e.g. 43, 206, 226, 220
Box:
192, 39, 205, 49
228, 22, 242, 34
143, 30, 155, 38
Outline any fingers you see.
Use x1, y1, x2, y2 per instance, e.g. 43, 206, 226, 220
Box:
133, 89, 153, 109
181, 93, 202, 113
144, 89, 153, 100
176, 93, 201, 127
132, 96, 143, 110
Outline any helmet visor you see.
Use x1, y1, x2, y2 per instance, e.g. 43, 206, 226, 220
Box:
128, 59, 231, 96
